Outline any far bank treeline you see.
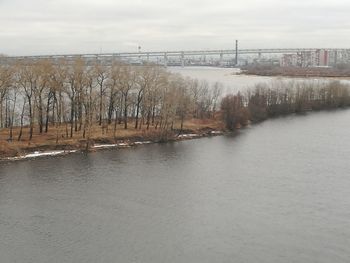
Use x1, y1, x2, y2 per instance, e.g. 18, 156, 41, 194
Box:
0, 59, 222, 144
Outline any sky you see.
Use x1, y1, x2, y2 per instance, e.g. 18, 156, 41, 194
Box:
1, 0, 350, 56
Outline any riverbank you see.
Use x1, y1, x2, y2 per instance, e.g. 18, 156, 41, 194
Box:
240, 66, 350, 78
0, 119, 224, 161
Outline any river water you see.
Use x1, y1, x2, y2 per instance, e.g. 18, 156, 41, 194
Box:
170, 66, 350, 94
1, 67, 350, 263
170, 67, 274, 94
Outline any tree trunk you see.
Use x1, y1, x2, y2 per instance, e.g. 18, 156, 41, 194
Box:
45, 93, 51, 133
124, 94, 128, 129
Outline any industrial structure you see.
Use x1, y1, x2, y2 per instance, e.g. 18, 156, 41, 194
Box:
1, 44, 350, 67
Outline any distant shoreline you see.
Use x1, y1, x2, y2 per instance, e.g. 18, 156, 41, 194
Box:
240, 67, 350, 79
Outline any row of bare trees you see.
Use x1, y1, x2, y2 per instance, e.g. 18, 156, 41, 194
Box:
0, 59, 222, 143
221, 80, 350, 130
2, 59, 350, 144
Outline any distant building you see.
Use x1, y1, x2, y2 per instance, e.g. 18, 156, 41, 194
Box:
317, 49, 329, 66
338, 50, 350, 63
280, 49, 332, 67
297, 51, 312, 67
280, 54, 298, 67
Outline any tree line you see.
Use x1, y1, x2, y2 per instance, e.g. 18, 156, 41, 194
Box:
0, 59, 222, 144
221, 80, 350, 130
2, 59, 349, 145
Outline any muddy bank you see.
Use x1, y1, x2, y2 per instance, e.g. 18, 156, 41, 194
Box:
0, 128, 224, 162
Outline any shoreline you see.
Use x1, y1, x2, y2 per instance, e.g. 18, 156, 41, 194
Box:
241, 73, 350, 79
0, 129, 224, 162
2, 106, 349, 163
2, 107, 349, 163
239, 70, 350, 79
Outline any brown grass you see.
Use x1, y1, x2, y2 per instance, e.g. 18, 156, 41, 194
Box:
0, 118, 224, 158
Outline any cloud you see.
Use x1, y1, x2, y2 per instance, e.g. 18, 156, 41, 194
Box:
0, 0, 350, 55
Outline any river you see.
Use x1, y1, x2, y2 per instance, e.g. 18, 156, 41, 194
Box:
0, 67, 350, 263
170, 67, 274, 93
170, 66, 350, 94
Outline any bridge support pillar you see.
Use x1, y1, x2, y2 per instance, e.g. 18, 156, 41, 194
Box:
235, 40, 238, 66
164, 52, 168, 67
219, 53, 223, 67
181, 51, 185, 67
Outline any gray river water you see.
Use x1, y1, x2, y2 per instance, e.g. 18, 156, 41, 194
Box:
1, 68, 350, 262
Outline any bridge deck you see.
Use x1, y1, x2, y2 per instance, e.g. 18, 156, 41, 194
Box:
3, 48, 349, 60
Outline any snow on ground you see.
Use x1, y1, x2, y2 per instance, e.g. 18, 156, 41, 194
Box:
117, 143, 129, 147
134, 141, 152, 145
93, 144, 119, 148
6, 150, 78, 161
93, 141, 153, 148
3, 133, 223, 162
178, 134, 200, 138
210, 131, 223, 134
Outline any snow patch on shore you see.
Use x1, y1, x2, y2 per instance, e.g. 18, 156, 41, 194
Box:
118, 143, 129, 147
3, 132, 224, 162
6, 150, 77, 161
178, 134, 200, 138
134, 141, 152, 145
93, 142, 131, 149
93, 141, 153, 149
93, 144, 119, 148
210, 130, 223, 135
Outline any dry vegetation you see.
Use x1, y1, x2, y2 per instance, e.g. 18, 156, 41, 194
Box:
0, 59, 223, 158
221, 80, 350, 129
2, 58, 350, 159
0, 118, 223, 158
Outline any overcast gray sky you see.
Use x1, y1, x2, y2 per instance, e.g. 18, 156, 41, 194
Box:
1, 0, 350, 55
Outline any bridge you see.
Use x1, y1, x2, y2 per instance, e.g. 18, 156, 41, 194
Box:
2, 48, 350, 66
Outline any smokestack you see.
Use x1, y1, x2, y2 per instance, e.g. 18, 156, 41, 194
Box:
235, 40, 238, 66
